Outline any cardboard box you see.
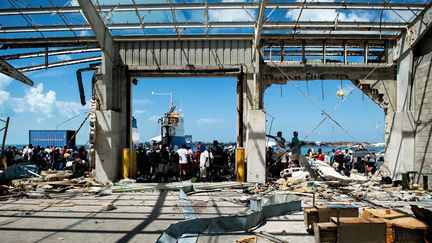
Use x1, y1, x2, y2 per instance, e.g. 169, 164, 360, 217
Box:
313, 222, 337, 243
362, 208, 428, 243
304, 207, 319, 231
315, 203, 359, 222
330, 217, 387, 243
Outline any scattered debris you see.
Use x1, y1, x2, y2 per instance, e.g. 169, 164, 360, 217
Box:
157, 187, 302, 243
101, 203, 117, 211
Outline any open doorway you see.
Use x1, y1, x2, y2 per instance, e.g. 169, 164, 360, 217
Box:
264, 79, 385, 177
131, 77, 238, 182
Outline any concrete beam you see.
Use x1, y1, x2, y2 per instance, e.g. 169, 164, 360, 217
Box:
0, 58, 33, 86
262, 63, 396, 82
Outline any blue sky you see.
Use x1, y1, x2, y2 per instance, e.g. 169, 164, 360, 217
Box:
0, 0, 425, 145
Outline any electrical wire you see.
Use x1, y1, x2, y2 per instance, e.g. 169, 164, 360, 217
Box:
7, 0, 48, 44
48, 0, 80, 43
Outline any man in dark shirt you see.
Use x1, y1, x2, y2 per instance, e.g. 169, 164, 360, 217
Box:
211, 140, 226, 179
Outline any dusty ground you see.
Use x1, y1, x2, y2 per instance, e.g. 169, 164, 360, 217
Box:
0, 182, 430, 243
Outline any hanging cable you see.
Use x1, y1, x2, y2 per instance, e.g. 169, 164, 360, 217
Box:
48, 0, 80, 43
7, 0, 48, 44
303, 87, 357, 141
263, 49, 381, 147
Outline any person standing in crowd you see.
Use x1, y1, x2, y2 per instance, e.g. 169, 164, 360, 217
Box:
176, 144, 189, 181
159, 144, 170, 182
266, 131, 287, 162
193, 145, 202, 178
210, 140, 225, 179
290, 131, 301, 166
329, 149, 336, 165
148, 145, 160, 180
137, 145, 149, 180
316, 148, 325, 162
199, 145, 209, 181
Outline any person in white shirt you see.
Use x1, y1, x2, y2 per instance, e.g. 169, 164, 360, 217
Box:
176, 144, 189, 180
199, 145, 209, 181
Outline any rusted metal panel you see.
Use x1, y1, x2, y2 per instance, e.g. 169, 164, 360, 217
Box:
167, 41, 174, 65
125, 42, 133, 65
133, 41, 140, 66
139, 41, 146, 65
160, 41, 168, 66
118, 39, 253, 66
224, 40, 231, 64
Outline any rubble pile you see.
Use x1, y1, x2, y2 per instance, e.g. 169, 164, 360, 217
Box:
267, 160, 431, 204
1, 169, 109, 199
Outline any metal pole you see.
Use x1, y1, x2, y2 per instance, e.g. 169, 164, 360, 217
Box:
1, 117, 10, 168
1, 117, 10, 152
237, 72, 244, 148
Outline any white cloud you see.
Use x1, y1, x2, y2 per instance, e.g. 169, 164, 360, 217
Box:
12, 84, 56, 116
197, 118, 225, 125
0, 74, 12, 107
0, 74, 13, 88
10, 83, 86, 118
286, 0, 371, 22
0, 90, 10, 107
209, 0, 254, 22
67, 0, 79, 6
57, 55, 72, 61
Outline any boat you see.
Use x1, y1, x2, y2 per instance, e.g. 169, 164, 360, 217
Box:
159, 105, 186, 148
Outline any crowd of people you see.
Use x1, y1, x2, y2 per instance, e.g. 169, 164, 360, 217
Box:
136, 140, 235, 182
266, 131, 303, 168
265, 130, 381, 177
1, 144, 89, 177
308, 147, 381, 176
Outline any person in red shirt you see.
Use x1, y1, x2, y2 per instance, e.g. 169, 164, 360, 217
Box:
316, 148, 325, 161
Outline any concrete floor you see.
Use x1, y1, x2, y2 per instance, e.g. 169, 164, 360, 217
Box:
1, 186, 429, 243
0, 188, 314, 243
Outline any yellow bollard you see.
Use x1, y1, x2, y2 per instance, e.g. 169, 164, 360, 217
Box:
122, 148, 130, 179
236, 147, 245, 182
122, 148, 138, 179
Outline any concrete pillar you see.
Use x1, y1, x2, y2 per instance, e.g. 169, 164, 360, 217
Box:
243, 70, 266, 184
386, 36, 416, 180
94, 50, 130, 183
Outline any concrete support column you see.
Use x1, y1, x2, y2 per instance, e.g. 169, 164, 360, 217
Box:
386, 44, 416, 180
94, 50, 130, 183
243, 70, 266, 184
